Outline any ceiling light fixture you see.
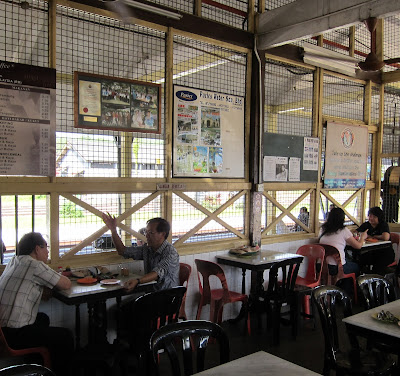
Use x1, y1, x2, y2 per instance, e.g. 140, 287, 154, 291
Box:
278, 107, 305, 114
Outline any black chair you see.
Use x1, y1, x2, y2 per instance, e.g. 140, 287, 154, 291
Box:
262, 256, 303, 345
357, 274, 395, 310
150, 320, 229, 376
122, 286, 186, 375
0, 364, 55, 376
312, 285, 395, 376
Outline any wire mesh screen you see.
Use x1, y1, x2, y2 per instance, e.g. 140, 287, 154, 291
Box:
383, 14, 400, 72
172, 35, 247, 96
322, 28, 350, 56
264, 0, 296, 10
261, 190, 312, 235
322, 74, 364, 121
319, 191, 362, 224
201, 0, 248, 30
371, 84, 380, 125
354, 22, 370, 61
0, 0, 49, 66
264, 60, 314, 136
382, 91, 400, 155
0, 194, 49, 262
56, 6, 166, 178
172, 191, 245, 243
146, 0, 194, 14
59, 193, 161, 256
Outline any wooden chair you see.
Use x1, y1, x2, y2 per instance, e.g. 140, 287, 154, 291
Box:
295, 244, 325, 319
150, 320, 229, 376
0, 327, 51, 370
312, 285, 395, 376
195, 259, 250, 334
178, 263, 192, 320
318, 243, 358, 304
263, 256, 303, 345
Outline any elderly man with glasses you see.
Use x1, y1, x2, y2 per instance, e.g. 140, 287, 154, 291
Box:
102, 214, 179, 292
0, 232, 73, 376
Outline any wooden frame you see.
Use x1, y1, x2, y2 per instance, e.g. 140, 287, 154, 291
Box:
74, 71, 161, 134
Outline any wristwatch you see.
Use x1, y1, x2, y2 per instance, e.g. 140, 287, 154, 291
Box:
136, 278, 141, 285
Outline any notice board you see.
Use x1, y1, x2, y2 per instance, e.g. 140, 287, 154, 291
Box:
172, 85, 244, 178
263, 133, 319, 182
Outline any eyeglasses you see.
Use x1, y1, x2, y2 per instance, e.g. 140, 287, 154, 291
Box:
40, 245, 49, 250
145, 231, 158, 236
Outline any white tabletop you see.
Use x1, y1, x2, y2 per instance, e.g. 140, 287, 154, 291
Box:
194, 351, 321, 375
361, 240, 391, 248
56, 274, 154, 299
343, 300, 400, 338
217, 250, 301, 266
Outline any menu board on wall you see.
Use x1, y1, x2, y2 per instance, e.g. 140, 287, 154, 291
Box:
0, 61, 56, 176
172, 85, 244, 178
324, 122, 368, 188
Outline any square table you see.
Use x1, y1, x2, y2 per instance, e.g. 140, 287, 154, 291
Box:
217, 250, 303, 298
53, 274, 155, 348
194, 351, 321, 375
343, 300, 400, 358
346, 240, 392, 272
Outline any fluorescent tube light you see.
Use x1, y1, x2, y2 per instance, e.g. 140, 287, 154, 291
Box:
278, 107, 304, 114
302, 42, 358, 77
123, 0, 182, 20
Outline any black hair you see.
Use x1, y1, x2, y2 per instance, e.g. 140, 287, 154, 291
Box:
321, 207, 346, 236
17, 232, 46, 256
147, 217, 170, 239
368, 206, 385, 223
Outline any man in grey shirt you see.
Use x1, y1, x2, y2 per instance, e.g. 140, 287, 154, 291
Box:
102, 214, 179, 291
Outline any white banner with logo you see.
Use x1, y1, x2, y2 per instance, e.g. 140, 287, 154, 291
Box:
172, 85, 244, 178
324, 122, 368, 188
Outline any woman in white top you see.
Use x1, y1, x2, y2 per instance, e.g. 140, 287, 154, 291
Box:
319, 207, 368, 275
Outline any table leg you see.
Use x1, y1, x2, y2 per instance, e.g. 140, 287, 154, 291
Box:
87, 300, 109, 346
75, 304, 81, 350
241, 268, 246, 294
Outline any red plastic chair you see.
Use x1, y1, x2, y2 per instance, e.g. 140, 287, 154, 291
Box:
0, 326, 51, 369
318, 243, 358, 304
195, 259, 250, 334
295, 244, 325, 317
178, 263, 192, 320
387, 233, 399, 268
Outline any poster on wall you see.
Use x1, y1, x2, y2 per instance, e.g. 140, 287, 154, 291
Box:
324, 122, 368, 188
0, 61, 56, 176
172, 85, 244, 178
74, 72, 161, 134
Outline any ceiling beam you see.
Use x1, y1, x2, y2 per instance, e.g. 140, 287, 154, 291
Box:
257, 0, 400, 49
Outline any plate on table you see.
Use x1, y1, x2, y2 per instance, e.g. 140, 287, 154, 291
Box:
77, 277, 98, 285
229, 246, 260, 257
365, 238, 379, 243
100, 279, 121, 286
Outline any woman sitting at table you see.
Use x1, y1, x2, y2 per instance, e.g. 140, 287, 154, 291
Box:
320, 207, 368, 276
355, 206, 393, 274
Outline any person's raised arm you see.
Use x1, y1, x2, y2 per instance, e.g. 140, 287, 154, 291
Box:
346, 229, 368, 249
101, 212, 126, 256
